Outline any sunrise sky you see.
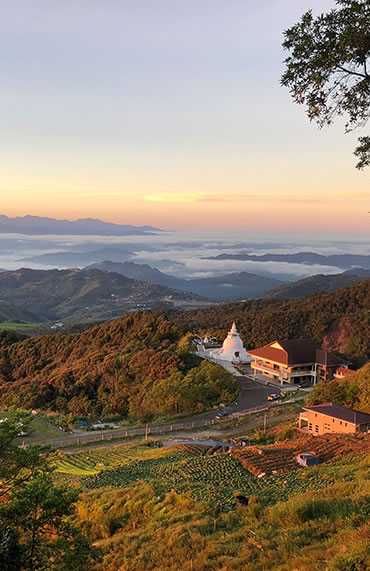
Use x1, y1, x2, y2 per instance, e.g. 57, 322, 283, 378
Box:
1, 0, 369, 233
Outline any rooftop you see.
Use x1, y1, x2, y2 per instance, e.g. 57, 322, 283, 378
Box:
335, 367, 355, 376
249, 338, 348, 367
304, 403, 370, 425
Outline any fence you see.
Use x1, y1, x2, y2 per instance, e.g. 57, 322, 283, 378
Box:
39, 405, 271, 450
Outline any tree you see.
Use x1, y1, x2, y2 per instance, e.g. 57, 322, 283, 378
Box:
0, 474, 92, 570
0, 415, 96, 570
0, 414, 50, 502
281, 0, 370, 169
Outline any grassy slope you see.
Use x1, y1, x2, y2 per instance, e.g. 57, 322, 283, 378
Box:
0, 411, 68, 443
71, 443, 370, 571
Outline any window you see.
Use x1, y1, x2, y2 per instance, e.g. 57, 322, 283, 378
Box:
315, 425, 319, 433
340, 421, 342, 425
333, 419, 335, 423
309, 423, 312, 431
345, 423, 347, 427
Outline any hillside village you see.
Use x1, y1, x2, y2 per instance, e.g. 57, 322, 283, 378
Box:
1, 289, 369, 570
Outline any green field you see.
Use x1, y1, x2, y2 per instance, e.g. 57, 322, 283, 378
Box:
55, 443, 172, 475
0, 322, 44, 334
0, 411, 68, 443
54, 442, 357, 510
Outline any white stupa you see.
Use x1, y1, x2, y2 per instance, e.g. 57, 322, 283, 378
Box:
210, 322, 252, 363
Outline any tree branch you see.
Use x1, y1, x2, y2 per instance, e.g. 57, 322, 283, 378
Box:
336, 65, 369, 79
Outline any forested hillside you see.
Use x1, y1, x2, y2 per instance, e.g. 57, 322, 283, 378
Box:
169, 280, 370, 362
0, 281, 368, 417
307, 362, 370, 412
0, 312, 236, 418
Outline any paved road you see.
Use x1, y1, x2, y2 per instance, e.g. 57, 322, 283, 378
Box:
38, 375, 275, 449
190, 375, 273, 422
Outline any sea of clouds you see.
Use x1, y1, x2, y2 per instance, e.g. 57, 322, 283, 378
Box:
0, 230, 369, 281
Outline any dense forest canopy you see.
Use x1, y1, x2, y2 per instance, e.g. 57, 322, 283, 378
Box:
0, 280, 368, 418
0, 312, 236, 419
307, 362, 370, 412
168, 280, 370, 361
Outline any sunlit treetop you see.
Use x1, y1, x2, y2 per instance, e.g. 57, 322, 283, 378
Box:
281, 0, 370, 169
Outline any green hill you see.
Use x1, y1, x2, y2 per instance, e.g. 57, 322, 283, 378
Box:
0, 302, 44, 323
0, 267, 205, 325
0, 280, 368, 416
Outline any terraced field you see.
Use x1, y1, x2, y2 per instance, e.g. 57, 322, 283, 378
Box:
232, 431, 370, 476
80, 445, 352, 509
55, 443, 173, 475
175, 443, 230, 455
55, 435, 369, 510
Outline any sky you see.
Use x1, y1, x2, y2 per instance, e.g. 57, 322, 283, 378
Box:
1, 0, 369, 233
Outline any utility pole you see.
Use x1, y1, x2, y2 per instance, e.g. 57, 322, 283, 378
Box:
145, 423, 148, 441
264, 411, 267, 433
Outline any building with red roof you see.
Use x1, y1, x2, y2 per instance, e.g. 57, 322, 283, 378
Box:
334, 367, 356, 379
249, 339, 349, 385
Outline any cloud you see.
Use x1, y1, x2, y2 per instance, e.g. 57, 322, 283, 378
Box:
331, 190, 370, 199
197, 193, 253, 202
181, 259, 344, 279
143, 193, 202, 203
143, 192, 328, 204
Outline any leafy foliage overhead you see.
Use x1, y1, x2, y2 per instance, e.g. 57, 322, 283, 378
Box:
281, 0, 370, 168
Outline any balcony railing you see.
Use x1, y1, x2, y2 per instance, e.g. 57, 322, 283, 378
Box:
252, 362, 315, 378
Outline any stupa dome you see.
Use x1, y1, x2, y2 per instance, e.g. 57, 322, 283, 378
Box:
210, 322, 251, 363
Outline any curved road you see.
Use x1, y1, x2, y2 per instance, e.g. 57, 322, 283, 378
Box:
42, 375, 274, 448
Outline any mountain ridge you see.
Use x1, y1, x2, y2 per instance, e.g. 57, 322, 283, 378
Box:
264, 269, 370, 299
0, 215, 162, 235
204, 251, 370, 269
0, 268, 205, 324
87, 260, 285, 300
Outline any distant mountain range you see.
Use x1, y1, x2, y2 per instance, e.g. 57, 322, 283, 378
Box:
205, 251, 370, 269
264, 269, 370, 299
0, 268, 205, 324
22, 247, 134, 266
87, 261, 285, 300
0, 215, 162, 235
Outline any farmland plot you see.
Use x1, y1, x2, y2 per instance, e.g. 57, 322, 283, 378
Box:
81, 448, 341, 509
55, 443, 174, 475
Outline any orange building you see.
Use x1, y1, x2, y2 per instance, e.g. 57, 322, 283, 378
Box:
299, 403, 370, 435
249, 339, 348, 385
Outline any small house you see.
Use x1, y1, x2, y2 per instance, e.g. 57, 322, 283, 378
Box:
299, 403, 370, 435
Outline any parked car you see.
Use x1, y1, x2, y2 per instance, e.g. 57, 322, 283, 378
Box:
215, 412, 229, 420
296, 452, 320, 467
267, 393, 281, 401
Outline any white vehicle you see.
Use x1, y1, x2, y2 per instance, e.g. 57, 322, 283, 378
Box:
267, 393, 281, 401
